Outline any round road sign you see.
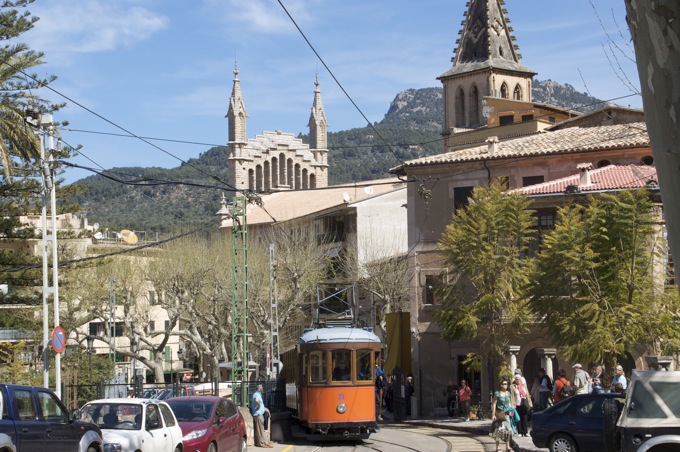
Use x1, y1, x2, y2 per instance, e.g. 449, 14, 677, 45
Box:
51, 326, 66, 353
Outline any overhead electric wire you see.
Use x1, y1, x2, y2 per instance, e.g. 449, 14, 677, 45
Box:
275, 0, 406, 167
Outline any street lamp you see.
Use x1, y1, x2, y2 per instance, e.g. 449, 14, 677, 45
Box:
177, 348, 184, 391
130, 336, 138, 396
86, 335, 95, 384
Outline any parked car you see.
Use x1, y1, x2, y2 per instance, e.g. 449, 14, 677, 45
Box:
531, 392, 625, 452
167, 396, 247, 452
0, 384, 102, 452
78, 398, 183, 452
603, 370, 680, 452
153, 385, 196, 400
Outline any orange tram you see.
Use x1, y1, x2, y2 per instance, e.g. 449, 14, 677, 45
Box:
285, 326, 382, 440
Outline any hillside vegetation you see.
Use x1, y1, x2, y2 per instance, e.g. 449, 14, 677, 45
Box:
67, 80, 608, 234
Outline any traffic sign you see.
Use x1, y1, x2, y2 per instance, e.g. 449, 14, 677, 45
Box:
51, 326, 66, 353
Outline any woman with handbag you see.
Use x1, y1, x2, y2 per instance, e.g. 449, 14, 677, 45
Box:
490, 379, 515, 452
512, 374, 530, 437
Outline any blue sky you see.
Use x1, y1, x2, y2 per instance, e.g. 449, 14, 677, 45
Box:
20, 0, 641, 184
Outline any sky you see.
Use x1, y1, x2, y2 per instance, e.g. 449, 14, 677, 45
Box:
19, 0, 642, 184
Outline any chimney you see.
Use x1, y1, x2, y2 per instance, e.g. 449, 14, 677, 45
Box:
577, 163, 594, 187
486, 136, 499, 154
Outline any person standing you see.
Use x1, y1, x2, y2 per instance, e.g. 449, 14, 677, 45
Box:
445, 379, 457, 417
251, 385, 273, 448
572, 363, 591, 394
490, 379, 515, 452
458, 379, 472, 421
553, 369, 572, 403
611, 365, 628, 390
512, 374, 529, 437
537, 368, 552, 411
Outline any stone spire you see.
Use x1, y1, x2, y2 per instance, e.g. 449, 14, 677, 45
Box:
442, 0, 536, 78
227, 63, 247, 145
308, 74, 328, 150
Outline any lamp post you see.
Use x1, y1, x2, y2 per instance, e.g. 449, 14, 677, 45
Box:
86, 335, 95, 384
177, 348, 184, 393
130, 336, 138, 396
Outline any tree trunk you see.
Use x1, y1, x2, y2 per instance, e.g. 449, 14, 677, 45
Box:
625, 1, 680, 292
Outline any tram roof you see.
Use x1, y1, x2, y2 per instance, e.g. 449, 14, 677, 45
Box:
299, 327, 381, 344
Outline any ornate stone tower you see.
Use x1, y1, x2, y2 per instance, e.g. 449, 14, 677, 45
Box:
308, 75, 329, 187
227, 70, 329, 194
438, 0, 537, 134
227, 63, 250, 190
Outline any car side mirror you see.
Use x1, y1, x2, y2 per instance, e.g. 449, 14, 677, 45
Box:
70, 409, 81, 421
217, 416, 226, 425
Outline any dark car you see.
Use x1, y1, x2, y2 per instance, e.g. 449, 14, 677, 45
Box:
530, 392, 625, 452
166, 395, 247, 452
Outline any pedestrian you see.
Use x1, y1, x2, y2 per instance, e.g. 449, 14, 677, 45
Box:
375, 362, 387, 420
458, 379, 472, 421
537, 368, 552, 411
490, 379, 514, 452
572, 363, 591, 395
592, 365, 610, 392
553, 369, 573, 403
445, 379, 458, 417
251, 384, 273, 448
611, 365, 628, 390
511, 374, 529, 437
405, 375, 415, 416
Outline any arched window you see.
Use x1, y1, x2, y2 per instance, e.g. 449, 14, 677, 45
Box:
263, 161, 271, 192
455, 87, 465, 128
469, 85, 480, 126
248, 169, 255, 191
513, 84, 522, 100
294, 164, 301, 190
310, 174, 316, 189
255, 165, 263, 192
279, 153, 286, 186
271, 157, 279, 188
500, 83, 509, 99
302, 168, 309, 189
287, 159, 293, 187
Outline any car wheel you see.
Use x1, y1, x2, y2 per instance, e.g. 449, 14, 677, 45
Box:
549, 433, 577, 452
174, 446, 181, 452
207, 442, 217, 452
239, 436, 247, 452
86, 445, 98, 452
603, 398, 623, 452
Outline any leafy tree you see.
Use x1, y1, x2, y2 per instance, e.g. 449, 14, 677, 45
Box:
527, 189, 680, 366
435, 179, 535, 370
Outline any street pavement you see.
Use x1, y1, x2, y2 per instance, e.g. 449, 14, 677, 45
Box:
258, 408, 547, 452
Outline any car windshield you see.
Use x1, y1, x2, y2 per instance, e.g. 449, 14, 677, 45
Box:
81, 403, 143, 430
167, 400, 212, 422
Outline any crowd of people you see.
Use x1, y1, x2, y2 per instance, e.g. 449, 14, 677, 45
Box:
487, 364, 628, 452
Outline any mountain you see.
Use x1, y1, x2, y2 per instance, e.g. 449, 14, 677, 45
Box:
68, 79, 608, 234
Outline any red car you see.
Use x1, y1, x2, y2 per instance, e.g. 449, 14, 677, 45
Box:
167, 395, 247, 452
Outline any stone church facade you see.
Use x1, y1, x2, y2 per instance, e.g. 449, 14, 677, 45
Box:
227, 67, 329, 194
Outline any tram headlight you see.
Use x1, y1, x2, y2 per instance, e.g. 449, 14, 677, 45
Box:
337, 403, 347, 414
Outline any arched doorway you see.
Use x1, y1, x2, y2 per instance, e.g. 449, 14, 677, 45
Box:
522, 348, 559, 388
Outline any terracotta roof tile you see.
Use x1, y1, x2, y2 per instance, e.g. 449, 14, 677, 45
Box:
396, 123, 649, 170
511, 164, 658, 195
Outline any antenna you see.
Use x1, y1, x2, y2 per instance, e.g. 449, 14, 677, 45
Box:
342, 192, 351, 202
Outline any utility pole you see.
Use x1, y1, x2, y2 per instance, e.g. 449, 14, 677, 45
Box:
230, 195, 249, 407
29, 111, 59, 394
269, 244, 280, 376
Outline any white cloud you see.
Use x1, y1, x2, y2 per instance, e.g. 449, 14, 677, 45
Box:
204, 0, 315, 35
25, 0, 168, 55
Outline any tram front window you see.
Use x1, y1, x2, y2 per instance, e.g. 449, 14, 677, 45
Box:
310, 351, 326, 383
332, 350, 352, 382
357, 349, 372, 381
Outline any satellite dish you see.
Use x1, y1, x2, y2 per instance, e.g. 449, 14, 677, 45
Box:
93, 223, 100, 232
94, 232, 103, 239
342, 192, 351, 202
120, 229, 139, 244
364, 187, 373, 195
